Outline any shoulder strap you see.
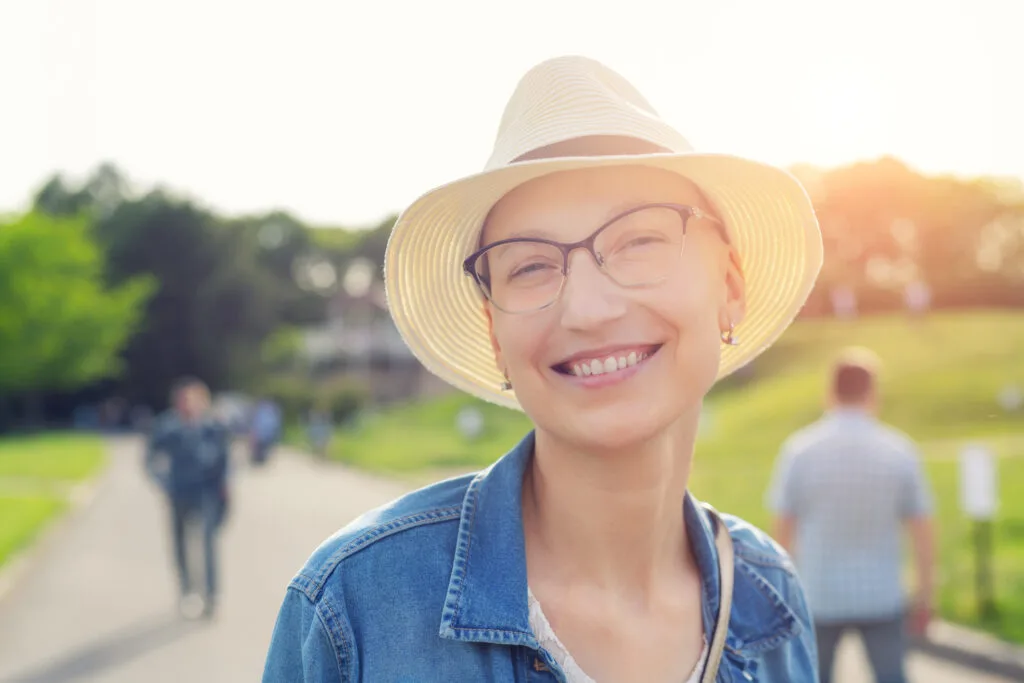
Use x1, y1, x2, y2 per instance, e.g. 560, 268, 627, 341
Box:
700, 503, 734, 683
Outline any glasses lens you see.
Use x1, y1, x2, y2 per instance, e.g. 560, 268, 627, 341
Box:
596, 206, 685, 286
474, 240, 564, 312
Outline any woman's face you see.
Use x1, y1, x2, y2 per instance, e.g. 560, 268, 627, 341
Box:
482, 165, 745, 452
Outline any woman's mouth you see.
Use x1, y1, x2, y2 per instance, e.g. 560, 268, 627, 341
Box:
553, 345, 662, 378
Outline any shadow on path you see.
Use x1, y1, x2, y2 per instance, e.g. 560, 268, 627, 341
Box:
912, 635, 1024, 681
3, 613, 200, 683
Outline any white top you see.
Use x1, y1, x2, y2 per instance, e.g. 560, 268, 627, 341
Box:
528, 589, 708, 683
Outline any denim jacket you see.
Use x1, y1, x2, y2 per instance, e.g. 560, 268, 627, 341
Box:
263, 432, 818, 682
145, 412, 230, 499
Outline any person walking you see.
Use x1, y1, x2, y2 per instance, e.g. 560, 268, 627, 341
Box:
145, 377, 232, 620
767, 348, 937, 683
305, 405, 333, 459
248, 398, 282, 466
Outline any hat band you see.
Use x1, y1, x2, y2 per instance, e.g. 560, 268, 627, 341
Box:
510, 135, 674, 164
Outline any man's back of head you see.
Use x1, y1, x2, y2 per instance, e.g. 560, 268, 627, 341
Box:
830, 347, 881, 412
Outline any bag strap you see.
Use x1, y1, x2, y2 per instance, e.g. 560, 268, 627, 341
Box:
700, 503, 734, 683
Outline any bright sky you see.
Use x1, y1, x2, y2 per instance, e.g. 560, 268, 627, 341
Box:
2, 0, 1021, 227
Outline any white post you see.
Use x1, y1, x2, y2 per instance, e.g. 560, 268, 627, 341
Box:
959, 443, 998, 618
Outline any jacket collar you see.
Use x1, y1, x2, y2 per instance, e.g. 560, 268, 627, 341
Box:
438, 431, 799, 659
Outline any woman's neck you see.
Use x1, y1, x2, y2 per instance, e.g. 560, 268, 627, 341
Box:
522, 406, 701, 605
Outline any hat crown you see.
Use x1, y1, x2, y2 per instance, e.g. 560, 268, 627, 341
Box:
485, 56, 695, 171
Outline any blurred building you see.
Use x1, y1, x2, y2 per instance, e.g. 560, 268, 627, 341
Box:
299, 280, 449, 405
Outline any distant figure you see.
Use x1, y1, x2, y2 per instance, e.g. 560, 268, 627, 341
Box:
830, 284, 858, 320
129, 404, 155, 433
903, 280, 931, 318
766, 348, 936, 683
249, 398, 282, 466
305, 407, 333, 459
145, 377, 231, 620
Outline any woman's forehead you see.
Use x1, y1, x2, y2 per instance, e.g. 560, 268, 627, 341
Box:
482, 166, 707, 241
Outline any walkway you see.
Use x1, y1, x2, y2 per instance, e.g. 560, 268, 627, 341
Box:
0, 437, 1014, 682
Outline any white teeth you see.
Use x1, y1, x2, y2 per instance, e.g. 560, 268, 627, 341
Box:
569, 350, 653, 377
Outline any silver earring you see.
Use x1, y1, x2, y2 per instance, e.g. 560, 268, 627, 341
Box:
500, 372, 512, 391
721, 323, 739, 346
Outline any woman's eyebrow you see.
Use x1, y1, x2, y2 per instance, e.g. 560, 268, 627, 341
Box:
605, 200, 644, 218
486, 198, 681, 245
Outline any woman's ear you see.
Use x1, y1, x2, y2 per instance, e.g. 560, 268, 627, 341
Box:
722, 245, 747, 328
484, 303, 505, 375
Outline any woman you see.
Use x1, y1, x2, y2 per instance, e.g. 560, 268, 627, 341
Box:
264, 56, 822, 682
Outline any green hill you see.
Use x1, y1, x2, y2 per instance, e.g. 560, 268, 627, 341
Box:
328, 310, 1023, 474
316, 310, 1024, 641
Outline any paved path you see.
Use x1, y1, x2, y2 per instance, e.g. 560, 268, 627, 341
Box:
0, 437, 1015, 682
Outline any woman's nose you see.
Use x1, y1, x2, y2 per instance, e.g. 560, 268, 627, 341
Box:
558, 249, 627, 330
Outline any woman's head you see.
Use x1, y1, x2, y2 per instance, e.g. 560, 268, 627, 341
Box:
382, 56, 821, 419
477, 165, 745, 450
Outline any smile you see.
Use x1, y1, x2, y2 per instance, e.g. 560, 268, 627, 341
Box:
553, 345, 662, 378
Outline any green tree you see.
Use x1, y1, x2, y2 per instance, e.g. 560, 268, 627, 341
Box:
0, 212, 154, 397
89, 193, 286, 407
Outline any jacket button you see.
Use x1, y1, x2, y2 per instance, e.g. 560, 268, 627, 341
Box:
533, 657, 549, 672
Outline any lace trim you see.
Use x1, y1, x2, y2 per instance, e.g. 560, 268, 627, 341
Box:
528, 588, 708, 683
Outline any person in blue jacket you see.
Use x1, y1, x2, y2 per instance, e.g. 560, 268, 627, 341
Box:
264, 55, 824, 682
146, 376, 231, 620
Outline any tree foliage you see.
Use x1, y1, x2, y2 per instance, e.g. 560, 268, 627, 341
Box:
0, 212, 153, 396
794, 157, 1024, 313
14, 158, 1024, 419
29, 165, 379, 411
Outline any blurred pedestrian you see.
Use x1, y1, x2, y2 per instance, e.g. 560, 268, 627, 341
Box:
249, 398, 282, 466
305, 406, 332, 459
145, 377, 231, 620
903, 280, 931, 318
766, 348, 936, 683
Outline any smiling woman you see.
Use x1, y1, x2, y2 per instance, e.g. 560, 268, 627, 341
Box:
264, 56, 823, 683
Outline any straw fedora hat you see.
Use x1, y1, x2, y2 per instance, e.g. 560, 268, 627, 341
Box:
384, 55, 822, 411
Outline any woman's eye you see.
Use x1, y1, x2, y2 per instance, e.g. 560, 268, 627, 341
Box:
510, 262, 555, 278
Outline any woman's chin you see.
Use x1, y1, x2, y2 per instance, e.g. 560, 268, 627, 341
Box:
541, 408, 674, 455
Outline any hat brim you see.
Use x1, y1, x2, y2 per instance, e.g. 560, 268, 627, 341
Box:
384, 152, 822, 411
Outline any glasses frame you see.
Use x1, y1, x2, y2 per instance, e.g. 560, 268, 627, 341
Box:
462, 202, 728, 314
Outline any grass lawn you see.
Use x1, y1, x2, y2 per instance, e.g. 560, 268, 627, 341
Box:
0, 433, 107, 570
311, 310, 1024, 642
0, 433, 107, 481
0, 495, 66, 567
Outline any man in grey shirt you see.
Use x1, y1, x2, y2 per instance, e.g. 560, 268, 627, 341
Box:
766, 348, 936, 683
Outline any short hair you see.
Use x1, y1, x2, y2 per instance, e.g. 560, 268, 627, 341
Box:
831, 348, 880, 404
170, 376, 210, 406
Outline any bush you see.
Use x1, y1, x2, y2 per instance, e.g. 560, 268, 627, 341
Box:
317, 377, 368, 425
260, 374, 368, 425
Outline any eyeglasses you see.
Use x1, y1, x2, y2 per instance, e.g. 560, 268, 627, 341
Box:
463, 203, 727, 314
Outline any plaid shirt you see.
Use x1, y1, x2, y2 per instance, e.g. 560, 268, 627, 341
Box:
766, 408, 934, 621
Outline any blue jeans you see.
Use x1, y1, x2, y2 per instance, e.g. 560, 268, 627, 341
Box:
251, 437, 276, 465
816, 614, 907, 683
170, 490, 223, 600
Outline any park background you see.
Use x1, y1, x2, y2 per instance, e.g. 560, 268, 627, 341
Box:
1, 0, 1023, 680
